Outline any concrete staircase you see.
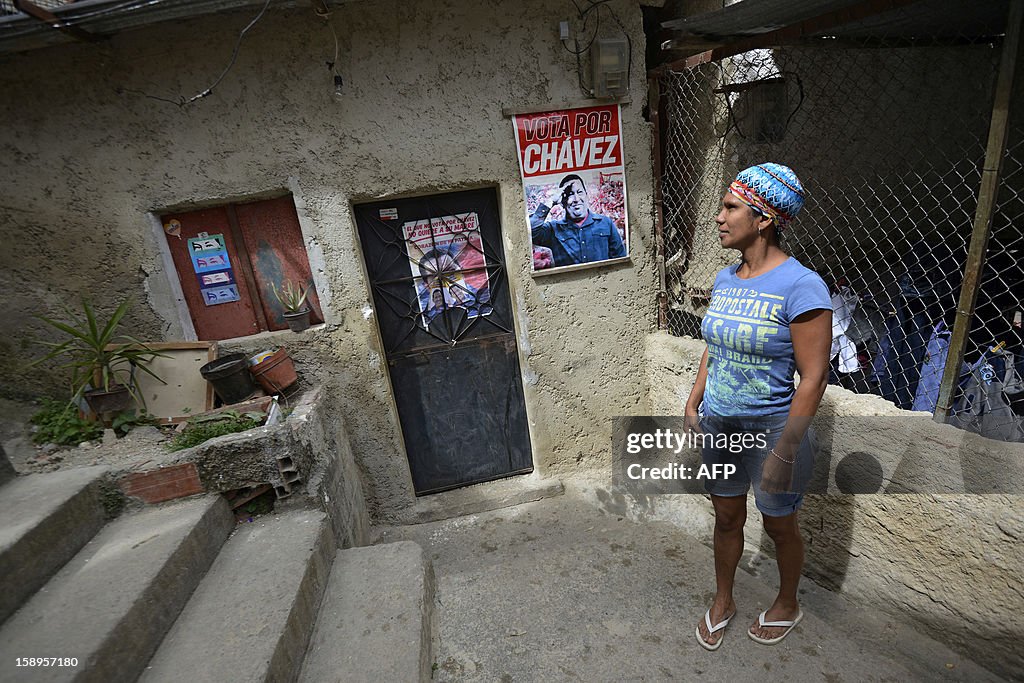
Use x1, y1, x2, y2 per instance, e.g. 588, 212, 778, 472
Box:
0, 468, 434, 683
6, 466, 1002, 681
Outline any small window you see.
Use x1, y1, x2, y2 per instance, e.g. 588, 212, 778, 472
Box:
161, 195, 322, 340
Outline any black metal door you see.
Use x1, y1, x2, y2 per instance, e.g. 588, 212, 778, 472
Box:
354, 188, 533, 494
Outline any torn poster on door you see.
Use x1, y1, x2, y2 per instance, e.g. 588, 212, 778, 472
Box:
403, 213, 493, 330
188, 234, 240, 306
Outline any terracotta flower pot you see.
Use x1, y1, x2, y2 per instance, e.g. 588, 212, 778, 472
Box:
249, 348, 298, 394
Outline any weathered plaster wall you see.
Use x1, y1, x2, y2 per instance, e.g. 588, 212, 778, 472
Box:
629, 331, 1024, 678
1, 0, 657, 519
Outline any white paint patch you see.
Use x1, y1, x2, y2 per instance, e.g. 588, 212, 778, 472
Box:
362, 303, 374, 319
368, 350, 381, 369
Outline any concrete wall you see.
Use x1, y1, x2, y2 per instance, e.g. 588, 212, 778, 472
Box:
631, 331, 1024, 678
171, 384, 370, 547
0, 0, 658, 520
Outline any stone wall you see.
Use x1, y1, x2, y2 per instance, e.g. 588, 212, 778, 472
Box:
175, 383, 370, 548
632, 331, 1023, 678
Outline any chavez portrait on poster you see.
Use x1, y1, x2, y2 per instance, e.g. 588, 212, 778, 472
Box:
513, 104, 630, 275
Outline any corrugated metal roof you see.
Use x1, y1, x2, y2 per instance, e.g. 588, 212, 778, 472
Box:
663, 0, 1010, 40
0, 0, 302, 54
663, 0, 860, 36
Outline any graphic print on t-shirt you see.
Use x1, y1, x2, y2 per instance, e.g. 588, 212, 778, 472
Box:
702, 285, 784, 410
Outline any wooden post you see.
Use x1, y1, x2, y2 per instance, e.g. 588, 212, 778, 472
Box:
934, 0, 1024, 422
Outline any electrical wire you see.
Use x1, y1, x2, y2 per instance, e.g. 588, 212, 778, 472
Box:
114, 0, 273, 107
184, 0, 272, 103
562, 0, 632, 98
313, 0, 343, 87
560, 0, 600, 56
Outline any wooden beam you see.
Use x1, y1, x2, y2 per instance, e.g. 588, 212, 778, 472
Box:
13, 0, 104, 43
650, 0, 923, 76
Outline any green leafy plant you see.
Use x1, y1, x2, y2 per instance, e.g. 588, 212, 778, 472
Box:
28, 298, 166, 402
29, 399, 103, 446
111, 409, 155, 437
168, 410, 264, 451
269, 279, 309, 313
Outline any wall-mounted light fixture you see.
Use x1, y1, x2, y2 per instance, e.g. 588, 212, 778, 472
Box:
591, 37, 628, 99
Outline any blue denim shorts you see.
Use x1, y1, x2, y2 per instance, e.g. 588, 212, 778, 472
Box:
698, 412, 815, 517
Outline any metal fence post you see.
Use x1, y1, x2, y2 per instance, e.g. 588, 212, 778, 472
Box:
934, 0, 1024, 422
650, 73, 669, 330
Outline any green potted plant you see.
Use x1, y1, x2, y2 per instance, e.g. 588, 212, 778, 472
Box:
29, 298, 165, 417
269, 279, 312, 332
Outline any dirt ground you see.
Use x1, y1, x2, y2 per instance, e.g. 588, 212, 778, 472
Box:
1, 397, 178, 475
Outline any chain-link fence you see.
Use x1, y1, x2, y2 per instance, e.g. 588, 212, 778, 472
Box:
654, 2, 1023, 441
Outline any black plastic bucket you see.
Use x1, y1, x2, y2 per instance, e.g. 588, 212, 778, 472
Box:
200, 353, 257, 405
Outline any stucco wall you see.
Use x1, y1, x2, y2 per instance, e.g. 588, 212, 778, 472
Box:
1, 0, 657, 519
636, 331, 1023, 678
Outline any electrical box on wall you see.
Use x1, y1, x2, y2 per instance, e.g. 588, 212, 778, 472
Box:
592, 37, 628, 99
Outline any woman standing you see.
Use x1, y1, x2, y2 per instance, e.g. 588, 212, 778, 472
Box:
687, 164, 832, 650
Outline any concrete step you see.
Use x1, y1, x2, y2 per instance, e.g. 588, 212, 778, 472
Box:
0, 465, 110, 624
0, 494, 234, 683
299, 541, 434, 683
141, 509, 334, 683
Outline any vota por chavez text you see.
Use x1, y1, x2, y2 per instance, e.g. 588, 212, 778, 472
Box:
518, 109, 621, 175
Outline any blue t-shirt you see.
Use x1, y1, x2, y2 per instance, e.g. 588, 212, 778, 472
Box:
700, 258, 832, 417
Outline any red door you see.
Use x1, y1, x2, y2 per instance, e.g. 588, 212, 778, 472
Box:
161, 206, 264, 340
161, 196, 321, 341
235, 196, 323, 328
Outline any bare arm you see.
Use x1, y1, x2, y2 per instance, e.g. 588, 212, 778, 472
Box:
762, 308, 832, 491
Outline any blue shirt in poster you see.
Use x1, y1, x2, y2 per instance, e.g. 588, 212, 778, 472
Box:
700, 258, 832, 417
530, 205, 627, 267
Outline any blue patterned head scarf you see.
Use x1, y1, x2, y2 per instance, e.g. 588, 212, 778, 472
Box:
728, 163, 806, 231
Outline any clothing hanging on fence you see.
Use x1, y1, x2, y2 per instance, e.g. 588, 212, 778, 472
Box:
950, 343, 1024, 442
911, 321, 970, 413
830, 285, 860, 374
846, 293, 886, 348
871, 298, 933, 409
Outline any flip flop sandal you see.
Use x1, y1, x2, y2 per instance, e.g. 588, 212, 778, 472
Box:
747, 609, 804, 645
695, 608, 735, 651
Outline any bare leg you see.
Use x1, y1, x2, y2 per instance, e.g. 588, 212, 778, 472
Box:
697, 494, 747, 647
750, 511, 803, 639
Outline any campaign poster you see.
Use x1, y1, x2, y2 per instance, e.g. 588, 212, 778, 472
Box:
403, 213, 493, 330
513, 104, 629, 275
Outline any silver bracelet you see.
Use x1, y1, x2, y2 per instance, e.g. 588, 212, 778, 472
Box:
770, 448, 795, 464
